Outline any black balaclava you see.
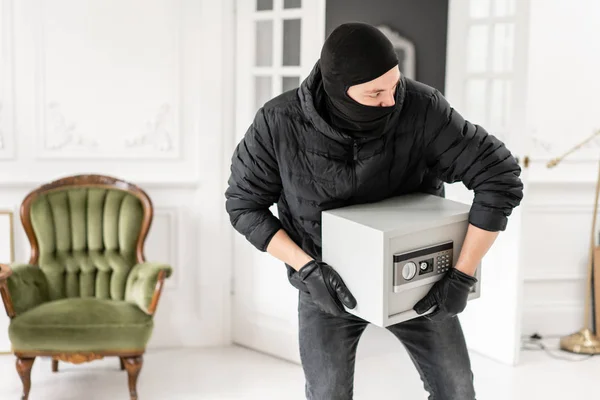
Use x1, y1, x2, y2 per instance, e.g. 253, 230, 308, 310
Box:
320, 22, 400, 137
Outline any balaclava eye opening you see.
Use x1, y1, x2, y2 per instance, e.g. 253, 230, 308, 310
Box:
319, 22, 401, 137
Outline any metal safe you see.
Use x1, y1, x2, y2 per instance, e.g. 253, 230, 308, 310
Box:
321, 193, 482, 327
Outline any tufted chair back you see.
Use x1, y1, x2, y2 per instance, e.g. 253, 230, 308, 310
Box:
21, 175, 153, 301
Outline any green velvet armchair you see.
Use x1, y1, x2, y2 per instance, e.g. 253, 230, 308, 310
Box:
0, 174, 173, 400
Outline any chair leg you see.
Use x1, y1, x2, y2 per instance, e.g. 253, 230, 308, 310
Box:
16, 357, 35, 400
120, 357, 125, 370
52, 359, 59, 373
123, 356, 143, 400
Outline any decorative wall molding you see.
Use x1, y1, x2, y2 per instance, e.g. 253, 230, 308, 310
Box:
524, 301, 583, 309
0, 102, 5, 149
523, 272, 586, 282
148, 207, 180, 291
124, 103, 174, 152
43, 102, 176, 154
531, 135, 554, 153
521, 189, 593, 337
0, 180, 200, 189
44, 102, 98, 151
0, 0, 15, 159
526, 205, 600, 213
530, 129, 600, 163
527, 164, 600, 184
34, 0, 183, 160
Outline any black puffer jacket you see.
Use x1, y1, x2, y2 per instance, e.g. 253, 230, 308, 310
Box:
225, 62, 523, 286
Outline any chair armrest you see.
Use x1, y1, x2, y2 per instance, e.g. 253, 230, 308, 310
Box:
125, 262, 173, 315
0, 263, 15, 317
0, 263, 49, 318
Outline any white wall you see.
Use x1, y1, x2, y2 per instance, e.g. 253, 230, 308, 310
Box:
521, 0, 600, 336
0, 0, 235, 351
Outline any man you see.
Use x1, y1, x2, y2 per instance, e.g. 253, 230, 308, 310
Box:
225, 22, 523, 400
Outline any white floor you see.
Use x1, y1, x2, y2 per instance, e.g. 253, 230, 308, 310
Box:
0, 342, 597, 400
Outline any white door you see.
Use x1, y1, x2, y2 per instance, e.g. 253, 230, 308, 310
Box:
232, 0, 326, 363
444, 0, 533, 365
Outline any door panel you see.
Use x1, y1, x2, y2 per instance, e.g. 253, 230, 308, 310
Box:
233, 0, 325, 363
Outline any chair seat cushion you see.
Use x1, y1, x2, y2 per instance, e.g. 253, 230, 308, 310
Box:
8, 298, 154, 352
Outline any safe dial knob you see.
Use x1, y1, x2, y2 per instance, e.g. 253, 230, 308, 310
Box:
402, 262, 417, 280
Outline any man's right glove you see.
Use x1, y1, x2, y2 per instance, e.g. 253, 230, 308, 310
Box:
297, 260, 357, 316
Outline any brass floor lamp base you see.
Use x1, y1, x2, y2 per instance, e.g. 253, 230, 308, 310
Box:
560, 328, 600, 355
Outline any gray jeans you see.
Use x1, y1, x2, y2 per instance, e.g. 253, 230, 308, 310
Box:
298, 291, 476, 400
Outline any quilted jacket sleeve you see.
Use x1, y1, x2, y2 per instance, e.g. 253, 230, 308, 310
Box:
225, 108, 283, 251
422, 90, 524, 232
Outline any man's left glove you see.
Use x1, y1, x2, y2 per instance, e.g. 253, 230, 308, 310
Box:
297, 260, 357, 316
413, 268, 478, 321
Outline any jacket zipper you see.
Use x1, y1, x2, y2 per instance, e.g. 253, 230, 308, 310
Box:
352, 140, 358, 193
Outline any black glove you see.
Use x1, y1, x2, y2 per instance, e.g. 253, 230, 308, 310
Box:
413, 268, 478, 321
297, 260, 357, 316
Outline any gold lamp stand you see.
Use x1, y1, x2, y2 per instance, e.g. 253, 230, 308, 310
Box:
547, 130, 600, 354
